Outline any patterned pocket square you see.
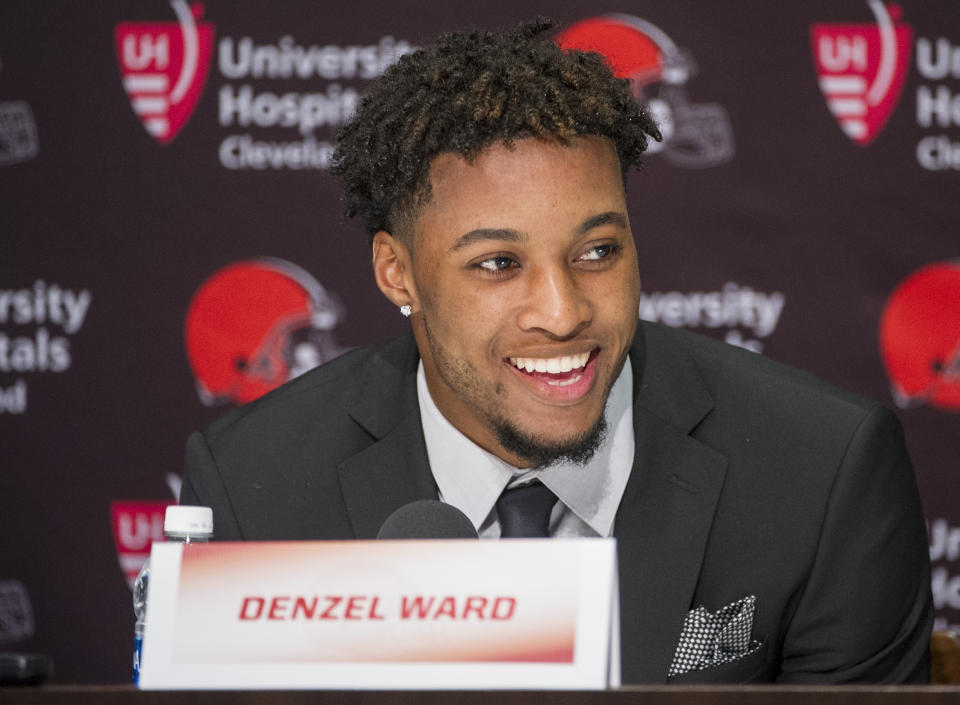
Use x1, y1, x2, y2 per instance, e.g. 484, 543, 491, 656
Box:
668, 594, 763, 677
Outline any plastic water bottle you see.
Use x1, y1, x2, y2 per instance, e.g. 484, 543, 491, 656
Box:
133, 505, 213, 684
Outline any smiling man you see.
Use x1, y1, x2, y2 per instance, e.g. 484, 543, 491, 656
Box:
181, 19, 932, 683
376, 137, 640, 470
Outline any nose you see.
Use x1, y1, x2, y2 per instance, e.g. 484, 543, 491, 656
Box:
516, 264, 593, 339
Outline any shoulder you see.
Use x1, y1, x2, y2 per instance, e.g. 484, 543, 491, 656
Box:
182, 335, 420, 540
634, 320, 905, 487
200, 334, 418, 448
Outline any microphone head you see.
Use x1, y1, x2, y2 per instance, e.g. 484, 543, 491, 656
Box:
377, 500, 479, 539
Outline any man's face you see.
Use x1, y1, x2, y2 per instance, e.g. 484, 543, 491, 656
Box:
401, 136, 641, 468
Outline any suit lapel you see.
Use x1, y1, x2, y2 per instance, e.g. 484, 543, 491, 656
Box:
337, 412, 438, 538
615, 324, 728, 683
335, 336, 438, 539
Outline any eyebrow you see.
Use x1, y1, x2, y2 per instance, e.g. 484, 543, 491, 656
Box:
450, 228, 526, 252
577, 211, 628, 235
448, 211, 628, 253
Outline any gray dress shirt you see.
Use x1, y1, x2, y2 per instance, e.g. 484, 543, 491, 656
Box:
416, 360, 635, 538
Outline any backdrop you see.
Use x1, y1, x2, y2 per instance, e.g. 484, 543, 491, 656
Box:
1, 0, 958, 683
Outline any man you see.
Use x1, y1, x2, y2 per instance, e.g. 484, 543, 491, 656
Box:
181, 19, 932, 683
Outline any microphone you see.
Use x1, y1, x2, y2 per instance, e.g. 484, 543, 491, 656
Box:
377, 500, 479, 539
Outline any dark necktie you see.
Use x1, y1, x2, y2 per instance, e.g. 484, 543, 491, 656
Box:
496, 480, 557, 538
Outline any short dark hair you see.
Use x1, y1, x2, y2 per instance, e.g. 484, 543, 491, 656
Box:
331, 18, 661, 243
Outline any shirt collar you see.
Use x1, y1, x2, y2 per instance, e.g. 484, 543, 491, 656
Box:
417, 359, 634, 537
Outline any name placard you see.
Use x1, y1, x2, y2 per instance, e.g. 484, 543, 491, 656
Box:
139, 539, 619, 690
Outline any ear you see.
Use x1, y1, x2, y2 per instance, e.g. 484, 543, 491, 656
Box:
372, 230, 417, 311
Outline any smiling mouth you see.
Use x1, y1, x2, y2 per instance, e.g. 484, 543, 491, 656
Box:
507, 349, 598, 387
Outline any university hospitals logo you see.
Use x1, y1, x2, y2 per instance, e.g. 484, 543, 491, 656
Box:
811, 1, 912, 146
184, 258, 346, 406
115, 0, 214, 144
556, 14, 735, 168
111, 501, 173, 589
879, 261, 960, 412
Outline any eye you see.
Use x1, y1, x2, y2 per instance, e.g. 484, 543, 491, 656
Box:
475, 255, 519, 273
577, 243, 621, 262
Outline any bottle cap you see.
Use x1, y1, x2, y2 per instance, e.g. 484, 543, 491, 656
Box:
164, 505, 213, 536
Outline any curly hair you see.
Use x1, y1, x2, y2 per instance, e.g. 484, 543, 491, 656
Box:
331, 18, 661, 243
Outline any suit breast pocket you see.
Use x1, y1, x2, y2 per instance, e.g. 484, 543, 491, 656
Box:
667, 641, 772, 684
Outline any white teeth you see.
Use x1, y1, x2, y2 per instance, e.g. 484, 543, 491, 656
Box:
509, 352, 591, 374
548, 373, 583, 387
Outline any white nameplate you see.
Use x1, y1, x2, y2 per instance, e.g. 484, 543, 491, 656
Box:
139, 539, 619, 690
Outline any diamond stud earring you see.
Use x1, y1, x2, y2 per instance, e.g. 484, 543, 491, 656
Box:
400, 305, 412, 317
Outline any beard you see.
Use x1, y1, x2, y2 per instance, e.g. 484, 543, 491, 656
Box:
421, 313, 609, 468
494, 414, 607, 468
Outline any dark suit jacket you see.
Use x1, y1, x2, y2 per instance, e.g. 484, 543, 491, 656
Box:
181, 321, 932, 684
